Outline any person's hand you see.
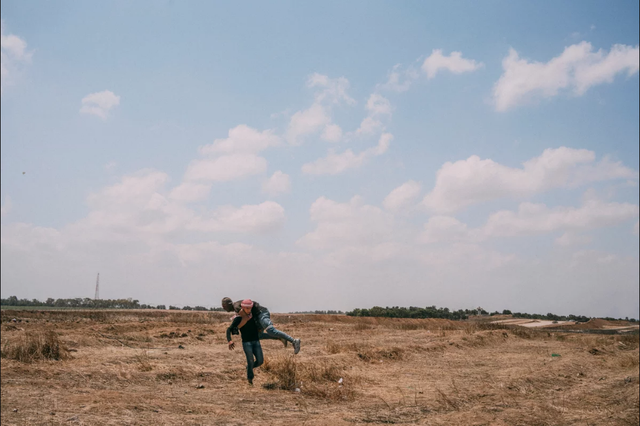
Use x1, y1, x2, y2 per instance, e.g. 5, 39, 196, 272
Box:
228, 341, 235, 350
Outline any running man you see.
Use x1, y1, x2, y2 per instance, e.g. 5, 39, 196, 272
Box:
221, 297, 301, 354
226, 299, 263, 385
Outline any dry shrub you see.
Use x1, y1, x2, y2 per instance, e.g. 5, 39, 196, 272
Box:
356, 346, 403, 363
262, 355, 356, 401
511, 327, 533, 339
614, 353, 640, 368
1, 330, 70, 362
354, 322, 373, 331
323, 340, 403, 362
155, 366, 191, 382
618, 333, 640, 346
395, 322, 421, 331
435, 387, 459, 411
263, 355, 298, 390
325, 340, 342, 354
168, 312, 222, 324
134, 351, 153, 371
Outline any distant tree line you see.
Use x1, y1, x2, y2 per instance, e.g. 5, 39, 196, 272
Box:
0, 296, 224, 311
290, 310, 345, 315
346, 306, 472, 320
346, 306, 637, 323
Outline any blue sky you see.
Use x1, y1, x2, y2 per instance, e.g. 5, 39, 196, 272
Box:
1, 1, 639, 317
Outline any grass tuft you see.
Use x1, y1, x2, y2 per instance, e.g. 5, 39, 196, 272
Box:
1, 330, 71, 362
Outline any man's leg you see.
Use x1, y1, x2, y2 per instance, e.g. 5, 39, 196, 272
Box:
258, 330, 288, 347
242, 342, 255, 384
253, 341, 264, 369
258, 311, 301, 354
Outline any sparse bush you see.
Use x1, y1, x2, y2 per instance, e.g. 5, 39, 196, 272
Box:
262, 355, 298, 390
134, 351, 153, 371
618, 333, 640, 346
614, 353, 640, 368
1, 330, 70, 362
325, 340, 342, 354
262, 355, 356, 401
354, 322, 373, 331
395, 322, 420, 331
511, 327, 533, 339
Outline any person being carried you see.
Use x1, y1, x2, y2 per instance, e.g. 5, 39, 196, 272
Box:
226, 299, 264, 385
221, 297, 301, 354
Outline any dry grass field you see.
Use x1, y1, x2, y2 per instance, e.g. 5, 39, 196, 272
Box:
1, 310, 638, 426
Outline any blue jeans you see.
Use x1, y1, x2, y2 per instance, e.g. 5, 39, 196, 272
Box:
242, 340, 263, 381
257, 310, 294, 343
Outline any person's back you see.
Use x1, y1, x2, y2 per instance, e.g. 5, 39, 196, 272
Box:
236, 315, 259, 342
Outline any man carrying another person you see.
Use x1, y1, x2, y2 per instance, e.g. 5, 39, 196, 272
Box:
222, 297, 301, 354
226, 299, 264, 385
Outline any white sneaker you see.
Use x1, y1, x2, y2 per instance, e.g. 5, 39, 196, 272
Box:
293, 339, 301, 354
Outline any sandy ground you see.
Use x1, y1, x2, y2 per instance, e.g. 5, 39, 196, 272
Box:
491, 319, 577, 328
1, 310, 638, 426
491, 317, 640, 331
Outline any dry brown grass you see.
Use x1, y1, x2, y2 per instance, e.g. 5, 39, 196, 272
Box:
1, 309, 638, 425
262, 354, 356, 401
1, 329, 71, 363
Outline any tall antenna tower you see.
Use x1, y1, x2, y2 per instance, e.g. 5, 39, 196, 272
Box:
94, 273, 100, 300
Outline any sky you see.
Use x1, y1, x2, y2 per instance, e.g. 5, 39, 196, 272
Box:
1, 1, 639, 317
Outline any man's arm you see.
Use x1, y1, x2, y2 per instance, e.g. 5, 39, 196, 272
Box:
237, 312, 251, 328
226, 316, 242, 349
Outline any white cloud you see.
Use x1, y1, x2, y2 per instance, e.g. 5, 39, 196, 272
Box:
419, 196, 638, 244
381, 64, 419, 93
370, 132, 392, 156
482, 198, 639, 238
87, 169, 169, 211
184, 154, 267, 182
169, 182, 211, 202
1, 20, 31, 95
349, 93, 392, 138
493, 42, 640, 111
297, 196, 394, 250
302, 133, 392, 175
365, 93, 393, 117
188, 201, 285, 233
423, 147, 638, 213
381, 51, 480, 92
321, 124, 343, 142
285, 103, 331, 145
301, 149, 366, 175
262, 171, 291, 196
1, 197, 12, 218
199, 125, 281, 155
555, 232, 592, 246
183, 125, 279, 184
285, 74, 356, 145
307, 73, 356, 105
419, 242, 515, 271
422, 49, 483, 79
420, 216, 471, 244
70, 169, 283, 241
383, 180, 421, 212
79, 90, 121, 119
354, 116, 383, 136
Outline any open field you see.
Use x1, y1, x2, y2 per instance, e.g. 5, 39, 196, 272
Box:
1, 310, 638, 425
